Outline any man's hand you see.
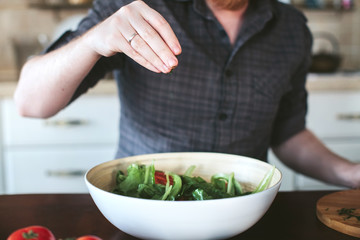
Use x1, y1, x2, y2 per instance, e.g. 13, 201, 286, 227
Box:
14, 1, 182, 118
348, 164, 360, 189
84, 0, 182, 73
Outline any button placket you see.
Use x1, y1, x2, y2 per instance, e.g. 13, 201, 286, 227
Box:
218, 67, 234, 122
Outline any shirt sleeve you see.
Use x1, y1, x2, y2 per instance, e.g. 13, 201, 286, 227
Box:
42, 0, 128, 102
270, 23, 313, 147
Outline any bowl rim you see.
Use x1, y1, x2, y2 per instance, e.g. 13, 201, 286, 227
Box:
85, 152, 282, 203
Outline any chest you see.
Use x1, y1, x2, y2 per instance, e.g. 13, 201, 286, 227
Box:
118, 2, 305, 117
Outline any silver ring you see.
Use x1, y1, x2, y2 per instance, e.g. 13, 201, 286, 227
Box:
128, 32, 138, 44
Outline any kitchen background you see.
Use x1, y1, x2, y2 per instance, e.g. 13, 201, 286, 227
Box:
1, 0, 360, 80
0, 0, 360, 194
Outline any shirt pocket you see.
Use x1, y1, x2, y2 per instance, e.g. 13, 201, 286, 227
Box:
249, 72, 292, 133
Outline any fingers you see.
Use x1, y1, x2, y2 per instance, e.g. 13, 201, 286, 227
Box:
90, 1, 182, 74
118, 33, 163, 73
127, 18, 177, 72
128, 33, 173, 73
137, 5, 182, 56
117, 1, 181, 73
114, 12, 167, 73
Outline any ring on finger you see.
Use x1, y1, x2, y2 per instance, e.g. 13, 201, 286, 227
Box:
128, 32, 138, 44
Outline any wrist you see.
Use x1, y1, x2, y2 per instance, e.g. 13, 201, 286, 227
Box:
80, 28, 104, 60
336, 161, 360, 189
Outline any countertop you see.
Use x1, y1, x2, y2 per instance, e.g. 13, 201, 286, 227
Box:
0, 191, 359, 239
306, 72, 360, 91
1, 72, 360, 99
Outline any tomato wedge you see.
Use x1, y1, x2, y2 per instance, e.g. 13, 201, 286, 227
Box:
154, 171, 174, 185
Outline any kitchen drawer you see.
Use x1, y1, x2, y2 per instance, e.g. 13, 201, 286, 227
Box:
4, 145, 116, 194
295, 140, 360, 190
307, 91, 360, 139
1, 95, 119, 146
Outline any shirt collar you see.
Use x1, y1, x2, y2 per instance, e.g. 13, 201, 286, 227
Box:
165, 0, 276, 18
165, 0, 276, 52
166, 0, 276, 22
193, 0, 214, 20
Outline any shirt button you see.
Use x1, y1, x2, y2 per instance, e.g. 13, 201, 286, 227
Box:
218, 113, 228, 121
225, 69, 233, 78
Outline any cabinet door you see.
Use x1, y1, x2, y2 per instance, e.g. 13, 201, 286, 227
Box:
295, 140, 360, 190
4, 146, 116, 194
307, 91, 360, 139
2, 95, 119, 146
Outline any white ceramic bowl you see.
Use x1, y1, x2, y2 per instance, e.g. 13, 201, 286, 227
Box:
85, 152, 282, 240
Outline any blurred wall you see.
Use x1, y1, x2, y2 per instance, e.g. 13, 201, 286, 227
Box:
0, 0, 87, 82
0, 0, 359, 82
304, 3, 360, 71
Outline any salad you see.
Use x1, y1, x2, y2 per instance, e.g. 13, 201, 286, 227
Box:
112, 162, 275, 201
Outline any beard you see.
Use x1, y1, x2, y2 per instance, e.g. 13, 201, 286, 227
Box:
207, 0, 248, 10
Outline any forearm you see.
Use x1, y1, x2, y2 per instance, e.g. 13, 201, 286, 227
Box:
14, 35, 101, 118
272, 129, 360, 188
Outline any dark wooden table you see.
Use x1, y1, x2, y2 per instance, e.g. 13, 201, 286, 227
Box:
0, 191, 359, 239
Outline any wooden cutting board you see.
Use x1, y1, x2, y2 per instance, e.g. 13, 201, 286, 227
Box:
316, 189, 360, 238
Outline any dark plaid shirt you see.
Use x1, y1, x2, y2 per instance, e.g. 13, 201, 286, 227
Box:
47, 0, 312, 160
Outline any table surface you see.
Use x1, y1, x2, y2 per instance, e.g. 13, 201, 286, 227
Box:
0, 191, 359, 240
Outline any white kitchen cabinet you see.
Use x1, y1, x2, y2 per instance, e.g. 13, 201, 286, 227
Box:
4, 146, 115, 194
2, 95, 119, 146
307, 91, 360, 140
1, 94, 119, 194
0, 103, 4, 194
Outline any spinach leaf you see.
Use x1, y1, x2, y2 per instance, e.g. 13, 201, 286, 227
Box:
138, 183, 165, 200
166, 173, 182, 200
144, 162, 155, 185
181, 176, 231, 200
211, 173, 243, 196
192, 189, 213, 200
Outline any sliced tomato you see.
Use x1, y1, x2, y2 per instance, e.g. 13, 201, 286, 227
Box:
155, 171, 174, 185
7, 225, 55, 240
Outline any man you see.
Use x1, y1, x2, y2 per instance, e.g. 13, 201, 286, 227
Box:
14, 0, 360, 188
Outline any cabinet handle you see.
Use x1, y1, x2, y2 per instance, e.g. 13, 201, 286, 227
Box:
46, 170, 86, 178
44, 119, 88, 127
337, 113, 360, 120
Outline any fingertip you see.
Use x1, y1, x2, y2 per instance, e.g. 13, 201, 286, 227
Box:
167, 57, 178, 69
173, 45, 182, 55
